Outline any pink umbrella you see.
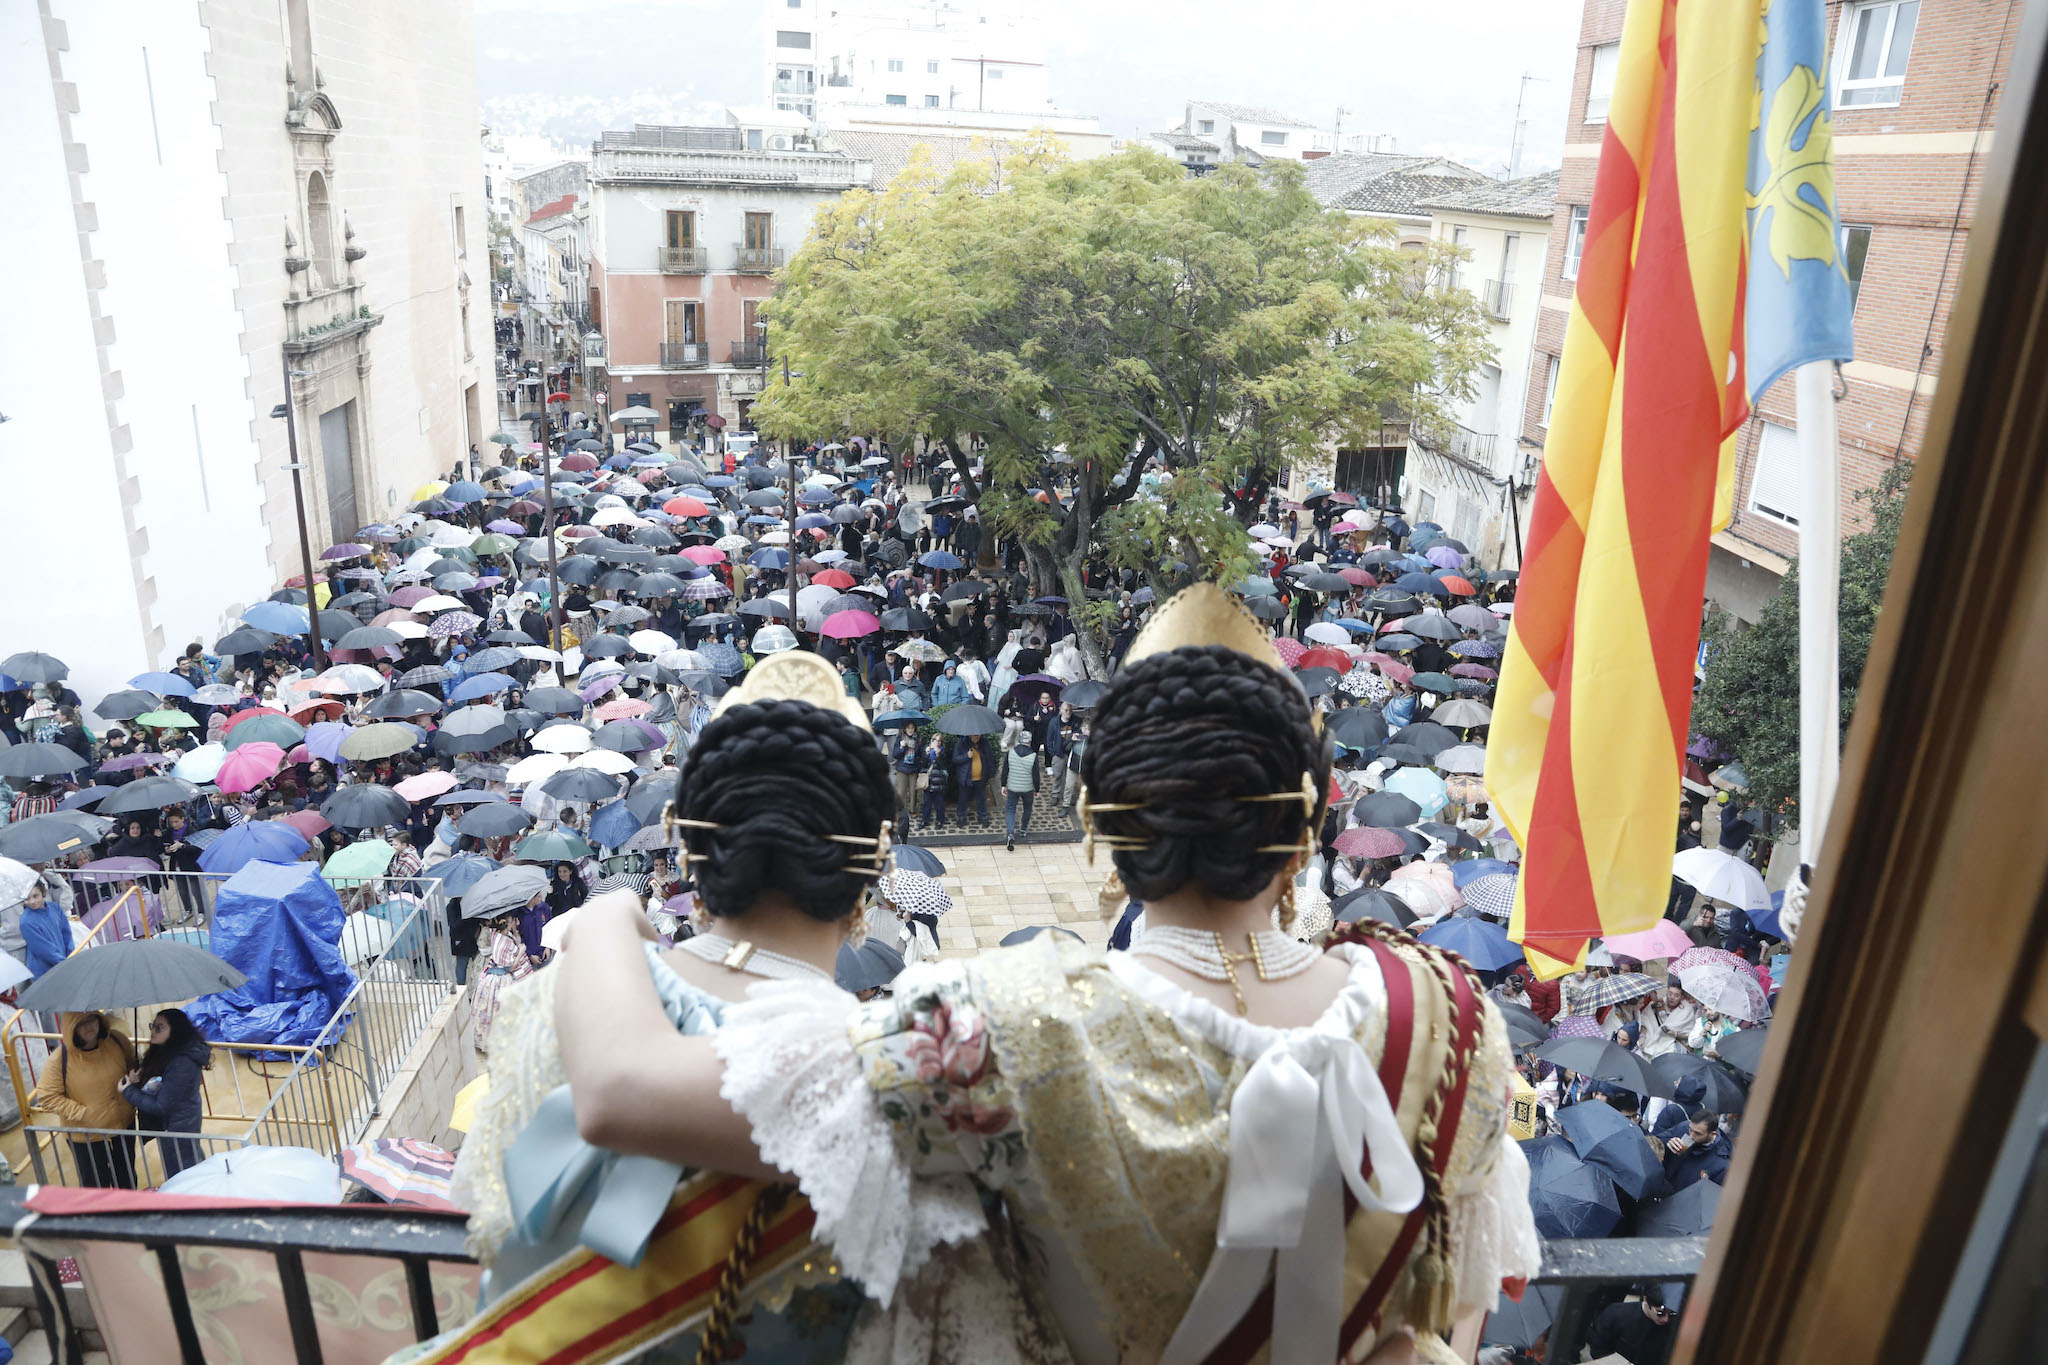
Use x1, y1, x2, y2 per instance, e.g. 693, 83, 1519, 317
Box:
1362, 653, 1415, 685
680, 545, 725, 566
387, 587, 435, 609
1333, 826, 1411, 859
1548, 1015, 1606, 1040
820, 610, 880, 639
486, 520, 523, 534
1271, 637, 1307, 667
372, 608, 425, 627
595, 698, 651, 722
1449, 663, 1498, 680
1599, 920, 1695, 962
279, 810, 330, 841
394, 770, 461, 802
287, 744, 313, 764
216, 741, 287, 793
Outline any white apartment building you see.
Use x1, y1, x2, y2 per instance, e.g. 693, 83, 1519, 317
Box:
1403, 173, 1558, 566
1, 0, 491, 707
1158, 101, 1400, 170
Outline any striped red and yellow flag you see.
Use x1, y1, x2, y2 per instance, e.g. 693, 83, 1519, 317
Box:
1489, 0, 1758, 975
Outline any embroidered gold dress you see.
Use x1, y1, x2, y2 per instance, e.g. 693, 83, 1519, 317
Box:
711, 932, 1541, 1365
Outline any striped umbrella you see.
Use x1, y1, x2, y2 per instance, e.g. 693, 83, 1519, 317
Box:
339, 1139, 462, 1212
1671, 945, 1748, 975
1460, 870, 1518, 922
1572, 971, 1662, 1011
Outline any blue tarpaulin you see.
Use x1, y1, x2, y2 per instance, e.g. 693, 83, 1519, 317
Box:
185, 861, 357, 1052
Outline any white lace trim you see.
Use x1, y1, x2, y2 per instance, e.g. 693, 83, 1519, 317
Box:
1449, 1134, 1543, 1318
711, 978, 987, 1308
1101, 940, 1388, 1057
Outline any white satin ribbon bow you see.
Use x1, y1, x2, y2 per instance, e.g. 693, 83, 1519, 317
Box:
1159, 1030, 1424, 1365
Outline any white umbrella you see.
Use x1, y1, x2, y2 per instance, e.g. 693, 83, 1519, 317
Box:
540, 905, 579, 953
1303, 622, 1350, 646
757, 530, 792, 546
531, 726, 593, 754
387, 619, 430, 639
161, 1147, 345, 1203
312, 664, 386, 695
1672, 846, 1771, 911
340, 914, 396, 967
410, 594, 468, 613
795, 584, 840, 630
655, 648, 712, 673
0, 857, 36, 907
173, 743, 227, 784
518, 645, 563, 662
589, 507, 641, 529
429, 526, 474, 549
505, 752, 568, 786
1433, 743, 1488, 774
629, 630, 678, 656
1677, 962, 1770, 1021
714, 534, 753, 551
573, 749, 637, 775
813, 549, 849, 564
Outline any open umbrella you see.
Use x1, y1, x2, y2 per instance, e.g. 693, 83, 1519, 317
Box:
1557, 1100, 1671, 1200
1521, 1135, 1623, 1239
1, 652, 68, 683
516, 830, 593, 862
99, 774, 204, 814
197, 821, 310, 874
1651, 1053, 1749, 1113
836, 938, 907, 994
1672, 846, 1770, 911
1331, 886, 1416, 928
1482, 1283, 1565, 1350
1352, 791, 1422, 828
935, 705, 1002, 736
0, 743, 91, 780
0, 812, 106, 863
18, 938, 247, 1010
421, 852, 501, 898
321, 784, 410, 829
1535, 1037, 1674, 1100
462, 864, 549, 920
1713, 1026, 1769, 1075
1677, 962, 1769, 1021
338, 724, 419, 761
540, 768, 621, 803
324, 839, 397, 883
1600, 919, 1696, 962
1634, 1178, 1722, 1237
1418, 917, 1523, 970
340, 1138, 462, 1212
215, 742, 287, 794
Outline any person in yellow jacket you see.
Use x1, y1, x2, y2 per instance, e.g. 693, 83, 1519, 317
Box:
31, 1011, 139, 1188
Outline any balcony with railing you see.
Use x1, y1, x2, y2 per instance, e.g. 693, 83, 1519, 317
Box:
660, 341, 708, 367
1481, 278, 1515, 319
730, 340, 770, 367
592, 144, 870, 191
658, 245, 708, 273
773, 76, 816, 96
736, 245, 785, 274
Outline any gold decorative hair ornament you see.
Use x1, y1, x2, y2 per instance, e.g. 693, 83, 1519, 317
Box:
708, 649, 873, 730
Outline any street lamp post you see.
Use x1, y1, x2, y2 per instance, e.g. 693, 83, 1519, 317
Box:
538, 395, 563, 650
275, 359, 329, 670
783, 352, 799, 633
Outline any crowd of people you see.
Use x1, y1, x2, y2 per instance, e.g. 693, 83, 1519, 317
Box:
0, 407, 1784, 1359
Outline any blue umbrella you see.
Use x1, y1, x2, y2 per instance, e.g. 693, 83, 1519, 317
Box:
434, 789, 507, 806
589, 799, 643, 849
59, 785, 114, 811
1634, 1178, 1722, 1237
241, 600, 309, 634
1521, 1136, 1623, 1239
890, 845, 947, 877
1450, 857, 1516, 889
872, 710, 929, 728
1418, 917, 1524, 970
918, 550, 964, 570
702, 474, 738, 488
448, 672, 517, 703
1335, 618, 1374, 635
129, 671, 199, 698
444, 481, 488, 503
749, 549, 790, 569
1557, 1101, 1671, 1200
198, 821, 311, 874
1750, 890, 1787, 940
421, 852, 500, 897
699, 642, 744, 676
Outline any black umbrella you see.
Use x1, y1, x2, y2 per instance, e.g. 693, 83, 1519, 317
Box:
738, 598, 792, 620
456, 804, 534, 838
1711, 1026, 1768, 1075
540, 768, 621, 803
1326, 707, 1389, 750
1354, 791, 1423, 828
0, 743, 91, 780
1557, 1100, 1671, 1200
1411, 672, 1461, 695
0, 652, 68, 683
1651, 1053, 1749, 1113
1482, 1283, 1564, 1349
1298, 572, 1354, 593
1375, 743, 1436, 769
1060, 679, 1110, 709
214, 627, 278, 655
835, 938, 906, 993
18, 938, 247, 1011
1390, 722, 1458, 756
1297, 666, 1340, 698
592, 721, 657, 753
1634, 1178, 1722, 1237
1497, 1001, 1549, 1050
314, 610, 359, 641
625, 775, 678, 825
437, 725, 517, 756
94, 690, 162, 722
1522, 1134, 1623, 1238
1415, 821, 1483, 852
1535, 1037, 1674, 1100
525, 687, 586, 715
999, 925, 1084, 947
1405, 616, 1461, 641
0, 812, 107, 861
322, 784, 411, 830
366, 689, 444, 719
880, 608, 932, 632
557, 556, 602, 585
98, 775, 203, 814
935, 705, 1002, 736
941, 580, 991, 602
1332, 886, 1416, 928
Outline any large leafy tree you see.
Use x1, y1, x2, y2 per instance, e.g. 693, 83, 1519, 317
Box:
752, 143, 1491, 672
1692, 462, 1911, 820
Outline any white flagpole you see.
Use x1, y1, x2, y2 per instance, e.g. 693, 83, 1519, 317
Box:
1795, 359, 1841, 866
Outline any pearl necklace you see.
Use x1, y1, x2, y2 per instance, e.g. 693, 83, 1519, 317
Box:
1131, 926, 1321, 1016
677, 932, 835, 983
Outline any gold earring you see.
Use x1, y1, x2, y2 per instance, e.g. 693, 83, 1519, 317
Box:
843, 900, 870, 948
1275, 855, 1301, 934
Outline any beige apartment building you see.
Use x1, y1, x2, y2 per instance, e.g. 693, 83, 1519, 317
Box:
1523, 0, 2013, 621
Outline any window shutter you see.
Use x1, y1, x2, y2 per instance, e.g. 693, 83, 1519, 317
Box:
1751, 421, 1803, 525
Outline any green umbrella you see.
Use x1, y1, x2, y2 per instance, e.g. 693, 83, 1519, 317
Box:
489, 431, 523, 445
224, 714, 306, 750
337, 723, 417, 761
470, 534, 517, 556
515, 830, 593, 862
324, 839, 396, 882
134, 709, 200, 729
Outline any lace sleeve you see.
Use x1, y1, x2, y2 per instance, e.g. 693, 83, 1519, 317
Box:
1445, 1001, 1541, 1316
711, 977, 987, 1308
450, 970, 567, 1263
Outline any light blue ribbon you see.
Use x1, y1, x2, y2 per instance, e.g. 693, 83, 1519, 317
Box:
503, 1085, 682, 1269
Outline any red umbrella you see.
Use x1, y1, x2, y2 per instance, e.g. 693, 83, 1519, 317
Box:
547, 390, 572, 403
1334, 826, 1412, 859
1272, 637, 1307, 667
1298, 646, 1351, 672
1363, 653, 1415, 684
278, 810, 330, 841
217, 742, 286, 794
561, 525, 599, 539
221, 706, 286, 734
1338, 567, 1374, 586
288, 698, 345, 724
820, 610, 880, 639
663, 496, 711, 518
559, 453, 598, 473
812, 568, 855, 590
508, 499, 543, 516
1440, 576, 1476, 596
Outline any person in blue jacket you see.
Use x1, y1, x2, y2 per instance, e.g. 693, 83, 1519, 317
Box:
930, 659, 972, 706
121, 1008, 213, 1180
19, 882, 71, 980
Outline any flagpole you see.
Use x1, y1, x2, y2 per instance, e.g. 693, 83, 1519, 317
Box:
1796, 359, 1841, 864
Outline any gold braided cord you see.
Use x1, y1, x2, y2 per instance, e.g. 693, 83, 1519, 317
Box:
692, 1183, 794, 1365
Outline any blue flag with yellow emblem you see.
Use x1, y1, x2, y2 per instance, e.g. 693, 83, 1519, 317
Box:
1746, 0, 1856, 403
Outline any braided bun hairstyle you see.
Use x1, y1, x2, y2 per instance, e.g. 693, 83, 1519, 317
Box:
677, 698, 893, 922
1080, 644, 1330, 903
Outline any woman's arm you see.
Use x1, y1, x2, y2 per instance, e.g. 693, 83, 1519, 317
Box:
554, 890, 780, 1179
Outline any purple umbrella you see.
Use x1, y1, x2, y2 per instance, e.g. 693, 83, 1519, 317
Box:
388, 586, 436, 609
1686, 735, 1723, 761
429, 611, 482, 638
578, 673, 623, 703
72, 857, 162, 883
486, 520, 523, 535
1425, 546, 1464, 569
322, 543, 372, 561
303, 720, 350, 764
1549, 1015, 1607, 1040
1008, 673, 1064, 705
619, 718, 665, 750
98, 752, 173, 773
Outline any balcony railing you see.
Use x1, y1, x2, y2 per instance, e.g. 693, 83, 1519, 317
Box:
730, 341, 770, 367
1482, 278, 1515, 319
1447, 423, 1497, 464
659, 245, 708, 273
0, 1199, 1707, 1365
773, 77, 816, 95
736, 246, 785, 274
660, 341, 708, 367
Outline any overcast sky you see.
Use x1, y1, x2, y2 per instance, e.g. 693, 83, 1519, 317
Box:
477, 0, 1582, 175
